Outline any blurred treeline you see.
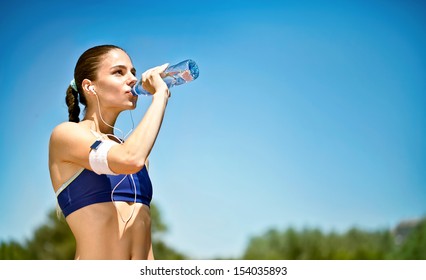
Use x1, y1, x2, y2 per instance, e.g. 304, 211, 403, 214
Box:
1, 205, 425, 260
243, 220, 426, 260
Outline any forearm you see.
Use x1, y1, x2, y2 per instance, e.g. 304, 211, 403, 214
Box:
110, 90, 169, 173
127, 91, 168, 157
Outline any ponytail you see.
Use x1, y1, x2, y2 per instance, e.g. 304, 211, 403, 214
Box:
65, 85, 81, 123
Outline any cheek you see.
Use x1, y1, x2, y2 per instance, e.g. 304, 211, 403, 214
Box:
103, 82, 120, 92
98, 82, 121, 98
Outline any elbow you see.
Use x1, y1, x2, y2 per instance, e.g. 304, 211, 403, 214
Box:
109, 144, 147, 174
122, 155, 146, 174
112, 150, 146, 174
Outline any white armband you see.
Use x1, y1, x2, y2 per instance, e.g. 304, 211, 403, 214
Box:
89, 140, 119, 175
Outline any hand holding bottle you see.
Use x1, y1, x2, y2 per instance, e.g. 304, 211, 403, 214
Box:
139, 63, 170, 95
132, 59, 199, 96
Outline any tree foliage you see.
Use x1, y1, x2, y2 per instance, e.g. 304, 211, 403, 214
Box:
389, 219, 426, 260
243, 218, 426, 260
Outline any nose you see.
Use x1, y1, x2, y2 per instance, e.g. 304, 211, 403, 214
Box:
128, 73, 138, 87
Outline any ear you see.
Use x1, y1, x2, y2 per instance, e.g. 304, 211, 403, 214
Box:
82, 79, 96, 95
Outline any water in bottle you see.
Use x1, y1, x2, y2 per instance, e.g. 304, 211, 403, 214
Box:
132, 59, 199, 96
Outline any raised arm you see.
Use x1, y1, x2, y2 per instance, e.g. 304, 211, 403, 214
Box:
49, 64, 170, 178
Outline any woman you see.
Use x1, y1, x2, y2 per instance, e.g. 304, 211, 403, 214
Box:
48, 45, 170, 259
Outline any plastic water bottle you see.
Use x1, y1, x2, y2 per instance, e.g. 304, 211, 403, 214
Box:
131, 59, 199, 96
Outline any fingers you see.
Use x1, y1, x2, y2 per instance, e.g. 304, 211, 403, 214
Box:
142, 63, 169, 79
141, 63, 170, 94
143, 63, 169, 76
159, 63, 169, 73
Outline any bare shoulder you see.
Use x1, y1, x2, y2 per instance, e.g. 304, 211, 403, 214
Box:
50, 122, 91, 144
49, 122, 97, 188
49, 122, 96, 156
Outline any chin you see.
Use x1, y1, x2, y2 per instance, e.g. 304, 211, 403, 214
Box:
124, 103, 136, 110
125, 97, 137, 108
119, 102, 136, 112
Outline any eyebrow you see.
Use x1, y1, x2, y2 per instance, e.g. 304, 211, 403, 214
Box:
111, 64, 137, 75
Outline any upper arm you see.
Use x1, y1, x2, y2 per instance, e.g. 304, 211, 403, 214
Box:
49, 122, 97, 171
49, 122, 146, 175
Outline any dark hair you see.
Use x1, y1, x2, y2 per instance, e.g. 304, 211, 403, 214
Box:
65, 44, 125, 122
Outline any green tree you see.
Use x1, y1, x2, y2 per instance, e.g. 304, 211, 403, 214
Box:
25, 210, 76, 260
334, 228, 394, 260
243, 226, 395, 260
0, 240, 29, 259
391, 219, 426, 259
150, 204, 186, 260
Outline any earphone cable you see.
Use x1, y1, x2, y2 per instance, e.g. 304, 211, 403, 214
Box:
94, 94, 137, 223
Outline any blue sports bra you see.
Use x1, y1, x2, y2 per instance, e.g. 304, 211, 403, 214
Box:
56, 166, 153, 217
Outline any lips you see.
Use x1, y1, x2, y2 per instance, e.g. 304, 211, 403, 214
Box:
126, 91, 138, 101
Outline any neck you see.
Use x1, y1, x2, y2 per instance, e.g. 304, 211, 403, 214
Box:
83, 106, 119, 135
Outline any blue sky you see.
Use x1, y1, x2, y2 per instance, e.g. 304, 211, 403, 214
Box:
0, 0, 425, 259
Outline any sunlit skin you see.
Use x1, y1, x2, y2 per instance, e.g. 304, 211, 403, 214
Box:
48, 48, 170, 259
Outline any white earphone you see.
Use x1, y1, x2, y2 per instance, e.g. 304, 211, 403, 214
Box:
89, 85, 97, 95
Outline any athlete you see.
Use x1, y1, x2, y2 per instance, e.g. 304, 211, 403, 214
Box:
48, 45, 170, 259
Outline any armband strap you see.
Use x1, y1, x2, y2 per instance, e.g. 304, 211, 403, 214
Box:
89, 140, 119, 175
